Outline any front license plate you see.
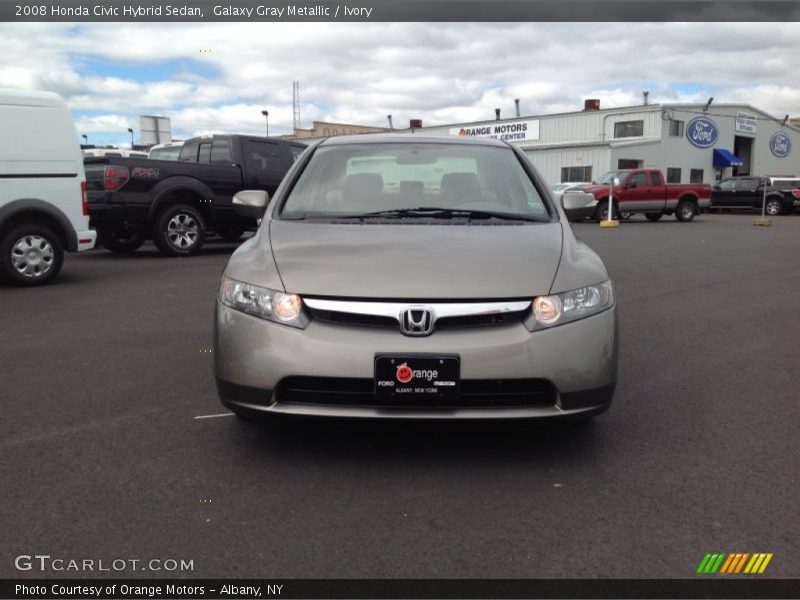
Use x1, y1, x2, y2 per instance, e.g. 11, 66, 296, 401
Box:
374, 354, 460, 399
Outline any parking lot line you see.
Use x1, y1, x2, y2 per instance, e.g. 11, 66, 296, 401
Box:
193, 412, 235, 420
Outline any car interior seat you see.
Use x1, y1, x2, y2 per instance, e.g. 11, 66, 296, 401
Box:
340, 173, 384, 212
440, 172, 482, 207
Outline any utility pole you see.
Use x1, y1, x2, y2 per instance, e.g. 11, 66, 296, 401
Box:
292, 80, 300, 131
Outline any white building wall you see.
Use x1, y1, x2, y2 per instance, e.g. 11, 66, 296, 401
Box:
523, 145, 610, 186
530, 107, 662, 146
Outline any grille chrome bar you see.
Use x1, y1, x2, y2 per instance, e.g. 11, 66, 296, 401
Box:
304, 298, 531, 323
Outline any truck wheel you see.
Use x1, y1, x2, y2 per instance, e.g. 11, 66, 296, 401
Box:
98, 227, 146, 254
675, 200, 696, 222
218, 226, 245, 242
152, 204, 206, 257
593, 202, 617, 222
620, 210, 633, 220
0, 224, 64, 286
765, 198, 783, 216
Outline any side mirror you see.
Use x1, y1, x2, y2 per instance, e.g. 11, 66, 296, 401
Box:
623, 181, 635, 189
232, 190, 269, 219
561, 191, 596, 223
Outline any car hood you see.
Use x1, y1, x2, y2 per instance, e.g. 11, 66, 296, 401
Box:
269, 220, 563, 299
580, 184, 612, 195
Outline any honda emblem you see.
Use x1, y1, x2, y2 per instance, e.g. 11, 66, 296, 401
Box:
399, 306, 436, 336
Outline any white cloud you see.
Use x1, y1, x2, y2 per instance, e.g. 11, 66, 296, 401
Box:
1, 21, 799, 143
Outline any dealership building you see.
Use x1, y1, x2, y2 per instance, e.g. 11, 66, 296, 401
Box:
291, 99, 800, 186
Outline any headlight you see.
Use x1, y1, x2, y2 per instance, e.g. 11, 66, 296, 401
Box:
218, 276, 308, 328
526, 280, 614, 330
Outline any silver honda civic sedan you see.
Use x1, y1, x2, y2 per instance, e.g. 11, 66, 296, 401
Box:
214, 135, 617, 421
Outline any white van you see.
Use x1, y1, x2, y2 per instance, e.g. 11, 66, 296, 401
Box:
0, 88, 96, 285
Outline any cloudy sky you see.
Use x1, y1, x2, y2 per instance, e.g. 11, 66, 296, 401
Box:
1, 22, 799, 146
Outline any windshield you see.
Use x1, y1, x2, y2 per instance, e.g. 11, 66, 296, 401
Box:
149, 146, 183, 161
593, 171, 625, 185
280, 142, 550, 219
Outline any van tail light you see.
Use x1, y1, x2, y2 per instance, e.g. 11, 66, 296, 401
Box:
81, 181, 89, 216
104, 165, 129, 191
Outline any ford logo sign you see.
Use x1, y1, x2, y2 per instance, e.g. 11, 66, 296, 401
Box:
686, 117, 719, 148
769, 132, 791, 158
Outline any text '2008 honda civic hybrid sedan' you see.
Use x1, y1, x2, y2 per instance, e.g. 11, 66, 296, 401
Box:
214, 135, 617, 421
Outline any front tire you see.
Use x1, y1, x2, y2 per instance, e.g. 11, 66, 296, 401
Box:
593, 202, 617, 223
152, 204, 206, 257
98, 227, 146, 254
645, 212, 663, 222
765, 198, 783, 216
675, 200, 696, 222
0, 224, 64, 286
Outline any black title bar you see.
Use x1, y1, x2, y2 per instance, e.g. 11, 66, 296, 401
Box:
3, 579, 800, 599
2, 0, 800, 22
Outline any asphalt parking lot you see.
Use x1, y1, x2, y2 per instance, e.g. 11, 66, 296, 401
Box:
2, 213, 799, 579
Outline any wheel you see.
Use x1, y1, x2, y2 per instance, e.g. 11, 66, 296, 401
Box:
152, 204, 206, 256
620, 211, 633, 220
645, 212, 663, 222
765, 198, 783, 216
217, 226, 245, 242
98, 227, 146, 253
593, 202, 617, 222
675, 200, 696, 222
0, 224, 64, 286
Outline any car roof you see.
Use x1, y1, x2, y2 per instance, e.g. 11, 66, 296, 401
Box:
319, 134, 509, 148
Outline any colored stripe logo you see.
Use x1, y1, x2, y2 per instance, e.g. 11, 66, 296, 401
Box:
697, 553, 773, 574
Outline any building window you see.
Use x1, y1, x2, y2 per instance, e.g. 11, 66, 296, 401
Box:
614, 120, 644, 138
666, 168, 681, 183
668, 120, 684, 137
561, 166, 592, 182
690, 169, 704, 183
617, 159, 642, 169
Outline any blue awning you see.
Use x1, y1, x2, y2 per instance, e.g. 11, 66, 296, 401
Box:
713, 149, 743, 167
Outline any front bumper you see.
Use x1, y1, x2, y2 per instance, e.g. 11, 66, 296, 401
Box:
214, 301, 618, 419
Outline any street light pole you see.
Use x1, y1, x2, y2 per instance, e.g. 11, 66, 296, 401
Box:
261, 110, 269, 136
127, 127, 134, 147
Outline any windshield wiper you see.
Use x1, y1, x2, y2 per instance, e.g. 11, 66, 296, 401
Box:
341, 207, 546, 222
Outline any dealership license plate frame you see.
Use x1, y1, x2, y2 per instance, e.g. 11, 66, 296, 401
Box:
374, 354, 460, 400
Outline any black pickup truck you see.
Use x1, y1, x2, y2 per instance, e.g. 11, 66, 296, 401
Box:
85, 134, 307, 256
709, 176, 797, 216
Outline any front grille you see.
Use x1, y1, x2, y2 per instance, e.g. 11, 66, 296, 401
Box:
307, 308, 526, 330
275, 376, 556, 409
308, 308, 396, 328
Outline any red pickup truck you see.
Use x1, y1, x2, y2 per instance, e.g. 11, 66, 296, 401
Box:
579, 169, 712, 222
